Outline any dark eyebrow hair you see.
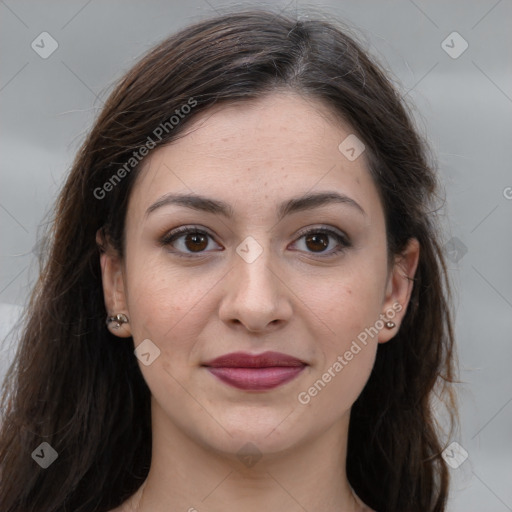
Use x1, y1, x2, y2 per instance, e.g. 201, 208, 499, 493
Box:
145, 191, 367, 220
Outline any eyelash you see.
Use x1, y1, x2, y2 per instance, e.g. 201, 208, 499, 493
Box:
159, 225, 351, 259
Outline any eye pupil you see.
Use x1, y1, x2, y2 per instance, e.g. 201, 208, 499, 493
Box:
306, 233, 329, 252
185, 233, 208, 252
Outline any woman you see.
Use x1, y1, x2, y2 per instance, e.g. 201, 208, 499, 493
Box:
0, 8, 458, 512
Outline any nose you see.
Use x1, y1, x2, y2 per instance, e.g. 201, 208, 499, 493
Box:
218, 243, 293, 333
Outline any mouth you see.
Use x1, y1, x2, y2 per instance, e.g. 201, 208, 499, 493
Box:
202, 351, 307, 391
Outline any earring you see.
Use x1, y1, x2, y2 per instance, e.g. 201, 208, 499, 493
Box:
385, 321, 396, 329
106, 313, 129, 329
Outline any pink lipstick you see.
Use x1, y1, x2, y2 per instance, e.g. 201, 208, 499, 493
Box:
203, 351, 306, 391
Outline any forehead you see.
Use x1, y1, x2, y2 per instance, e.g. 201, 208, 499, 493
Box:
128, 92, 384, 224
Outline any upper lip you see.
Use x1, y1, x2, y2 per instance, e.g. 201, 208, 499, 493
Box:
203, 351, 306, 368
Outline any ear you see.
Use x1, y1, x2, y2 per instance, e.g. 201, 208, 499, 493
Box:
96, 228, 132, 338
378, 237, 420, 343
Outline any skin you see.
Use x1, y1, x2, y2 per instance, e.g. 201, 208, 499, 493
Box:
98, 91, 419, 512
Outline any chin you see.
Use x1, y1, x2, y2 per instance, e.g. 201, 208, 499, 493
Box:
196, 407, 309, 458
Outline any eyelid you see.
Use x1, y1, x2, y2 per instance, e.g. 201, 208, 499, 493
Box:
160, 224, 215, 245
294, 224, 348, 241
289, 226, 351, 257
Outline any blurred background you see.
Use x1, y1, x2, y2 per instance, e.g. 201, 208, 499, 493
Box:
1, 0, 511, 509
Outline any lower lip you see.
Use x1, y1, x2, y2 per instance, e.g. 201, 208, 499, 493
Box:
206, 366, 306, 390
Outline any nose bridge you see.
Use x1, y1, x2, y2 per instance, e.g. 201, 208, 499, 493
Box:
218, 234, 292, 331
233, 234, 279, 303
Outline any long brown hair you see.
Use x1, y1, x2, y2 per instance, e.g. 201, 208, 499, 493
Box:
0, 8, 458, 511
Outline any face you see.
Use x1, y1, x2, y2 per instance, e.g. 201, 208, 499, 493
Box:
99, 92, 419, 459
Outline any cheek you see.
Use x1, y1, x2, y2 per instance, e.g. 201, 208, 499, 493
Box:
125, 240, 190, 315
123, 250, 223, 370
123, 263, 203, 402
296, 275, 381, 416
310, 265, 385, 338
298, 345, 377, 426
122, 248, 182, 340
297, 262, 384, 402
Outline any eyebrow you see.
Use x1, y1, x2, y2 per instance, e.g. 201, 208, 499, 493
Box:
145, 191, 367, 220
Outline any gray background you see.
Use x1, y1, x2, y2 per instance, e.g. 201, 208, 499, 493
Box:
1, 0, 511, 510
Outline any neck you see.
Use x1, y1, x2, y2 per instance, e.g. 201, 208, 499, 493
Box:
125, 405, 371, 512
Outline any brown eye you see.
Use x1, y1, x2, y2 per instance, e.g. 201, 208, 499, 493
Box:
160, 226, 221, 257
182, 232, 209, 252
304, 232, 329, 252
292, 227, 351, 257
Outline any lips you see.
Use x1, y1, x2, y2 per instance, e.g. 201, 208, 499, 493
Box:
202, 351, 307, 391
